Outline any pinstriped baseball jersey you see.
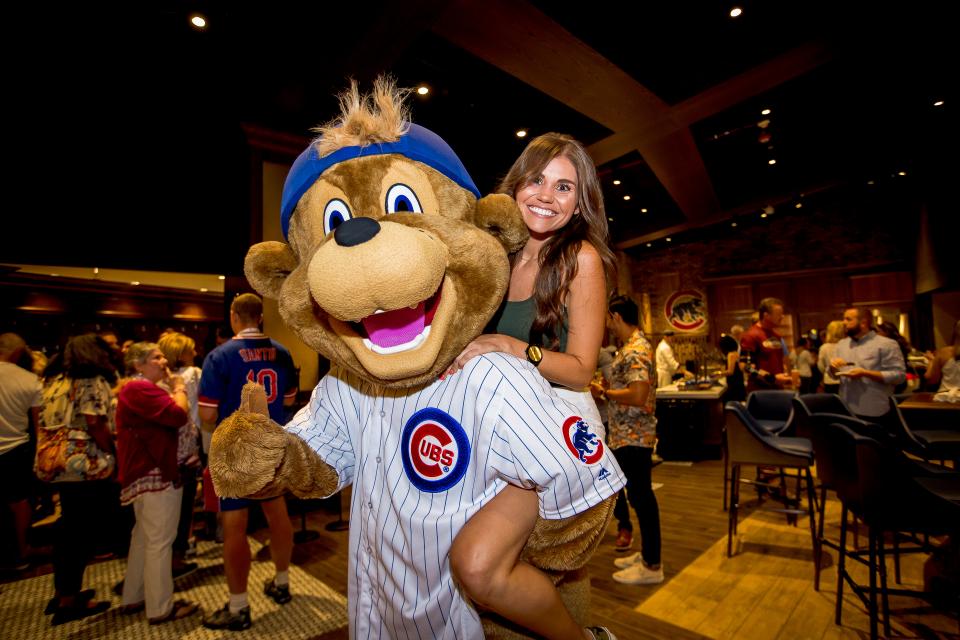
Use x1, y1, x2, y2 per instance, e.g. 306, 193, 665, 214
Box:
286, 352, 626, 640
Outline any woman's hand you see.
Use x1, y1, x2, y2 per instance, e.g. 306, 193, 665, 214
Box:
589, 380, 606, 400
445, 334, 520, 378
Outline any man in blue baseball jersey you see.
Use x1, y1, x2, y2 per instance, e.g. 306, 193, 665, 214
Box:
199, 293, 299, 630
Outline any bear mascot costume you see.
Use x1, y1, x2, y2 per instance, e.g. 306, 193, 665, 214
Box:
209, 77, 624, 639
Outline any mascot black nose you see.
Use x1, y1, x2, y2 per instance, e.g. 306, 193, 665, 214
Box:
334, 217, 381, 247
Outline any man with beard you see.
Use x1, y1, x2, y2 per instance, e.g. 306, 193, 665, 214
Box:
830, 307, 905, 420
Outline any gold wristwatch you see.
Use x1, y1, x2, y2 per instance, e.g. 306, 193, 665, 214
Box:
525, 343, 543, 367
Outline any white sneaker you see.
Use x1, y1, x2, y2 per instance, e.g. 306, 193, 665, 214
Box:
585, 626, 618, 640
612, 561, 664, 585
613, 551, 641, 569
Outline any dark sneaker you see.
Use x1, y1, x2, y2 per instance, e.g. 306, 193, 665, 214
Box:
172, 562, 199, 581
51, 600, 110, 626
614, 528, 633, 551
202, 604, 252, 631
44, 589, 96, 615
264, 579, 292, 605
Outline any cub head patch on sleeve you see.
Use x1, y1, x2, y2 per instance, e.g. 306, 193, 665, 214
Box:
562, 416, 604, 465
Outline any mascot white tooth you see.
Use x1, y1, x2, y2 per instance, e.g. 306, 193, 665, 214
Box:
210, 77, 624, 639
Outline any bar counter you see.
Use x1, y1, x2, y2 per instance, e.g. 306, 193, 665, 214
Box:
655, 382, 727, 461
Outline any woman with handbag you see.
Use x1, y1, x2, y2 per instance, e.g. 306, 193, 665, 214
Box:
37, 334, 117, 625
116, 342, 200, 624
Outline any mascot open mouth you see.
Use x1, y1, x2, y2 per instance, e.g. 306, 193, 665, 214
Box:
352, 282, 443, 355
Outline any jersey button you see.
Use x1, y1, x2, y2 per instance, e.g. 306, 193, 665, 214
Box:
376, 457, 381, 463
379, 410, 386, 418
368, 500, 373, 509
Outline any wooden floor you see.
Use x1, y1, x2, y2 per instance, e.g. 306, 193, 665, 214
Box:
290, 459, 958, 639
3, 459, 957, 639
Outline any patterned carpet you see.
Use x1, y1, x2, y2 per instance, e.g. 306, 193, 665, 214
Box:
0, 538, 348, 639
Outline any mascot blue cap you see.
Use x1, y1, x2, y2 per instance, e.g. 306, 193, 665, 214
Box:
280, 123, 481, 239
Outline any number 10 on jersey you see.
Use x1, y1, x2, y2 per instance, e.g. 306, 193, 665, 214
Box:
246, 368, 278, 402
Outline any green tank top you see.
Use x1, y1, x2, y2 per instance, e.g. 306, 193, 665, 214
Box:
494, 297, 568, 352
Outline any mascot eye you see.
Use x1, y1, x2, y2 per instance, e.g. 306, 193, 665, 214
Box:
384, 184, 423, 214
323, 199, 353, 235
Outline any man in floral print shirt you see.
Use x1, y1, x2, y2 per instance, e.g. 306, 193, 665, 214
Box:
597, 296, 664, 585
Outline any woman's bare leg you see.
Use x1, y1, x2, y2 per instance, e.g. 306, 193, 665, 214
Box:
450, 485, 587, 640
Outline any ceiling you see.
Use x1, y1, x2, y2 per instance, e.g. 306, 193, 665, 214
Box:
8, 1, 952, 274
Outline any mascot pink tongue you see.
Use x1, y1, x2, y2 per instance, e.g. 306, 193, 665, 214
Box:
360, 287, 442, 350
362, 303, 426, 349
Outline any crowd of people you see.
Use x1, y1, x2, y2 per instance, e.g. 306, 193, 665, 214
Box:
722, 299, 959, 419
0, 293, 301, 629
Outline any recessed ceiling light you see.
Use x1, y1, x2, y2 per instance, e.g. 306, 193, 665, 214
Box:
867, 180, 875, 185
623, 195, 631, 201
768, 159, 777, 165
200, 287, 208, 293
933, 100, 944, 107
50, 273, 60, 277
761, 108, 771, 115
730, 7, 742, 18
131, 281, 140, 286
641, 208, 648, 213
760, 213, 768, 218
665, 237, 672, 242
897, 171, 907, 176
607, 217, 613, 222
218, 275, 226, 280
612, 179, 621, 185
795, 202, 803, 209
417, 86, 430, 96
646, 243, 652, 247
190, 14, 207, 29
515, 129, 527, 138
730, 222, 738, 228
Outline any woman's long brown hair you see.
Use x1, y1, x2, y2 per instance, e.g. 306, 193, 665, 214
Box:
498, 132, 617, 349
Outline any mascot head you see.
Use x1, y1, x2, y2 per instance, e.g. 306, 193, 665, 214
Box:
244, 77, 527, 388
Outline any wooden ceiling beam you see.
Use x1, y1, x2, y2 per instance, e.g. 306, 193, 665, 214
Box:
434, 1, 831, 232
433, 0, 719, 222
616, 180, 843, 250
589, 42, 833, 166
433, 0, 669, 131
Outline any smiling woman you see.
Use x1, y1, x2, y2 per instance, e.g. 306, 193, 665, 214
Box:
447, 132, 618, 640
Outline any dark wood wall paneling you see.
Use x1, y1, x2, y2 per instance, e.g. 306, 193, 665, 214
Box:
707, 270, 913, 343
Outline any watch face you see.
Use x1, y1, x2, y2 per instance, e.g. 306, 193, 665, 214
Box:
527, 344, 543, 364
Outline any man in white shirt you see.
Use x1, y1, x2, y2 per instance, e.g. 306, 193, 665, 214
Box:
655, 330, 686, 388
0, 333, 42, 571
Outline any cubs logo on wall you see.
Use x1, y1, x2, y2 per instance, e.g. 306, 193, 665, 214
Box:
664, 289, 708, 333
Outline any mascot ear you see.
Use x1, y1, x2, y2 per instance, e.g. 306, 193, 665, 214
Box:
473, 194, 529, 254
244, 241, 299, 299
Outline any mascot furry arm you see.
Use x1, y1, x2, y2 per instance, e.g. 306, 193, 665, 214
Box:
209, 78, 620, 637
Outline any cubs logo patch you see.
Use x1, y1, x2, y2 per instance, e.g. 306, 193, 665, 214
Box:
562, 416, 604, 465
401, 408, 471, 493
